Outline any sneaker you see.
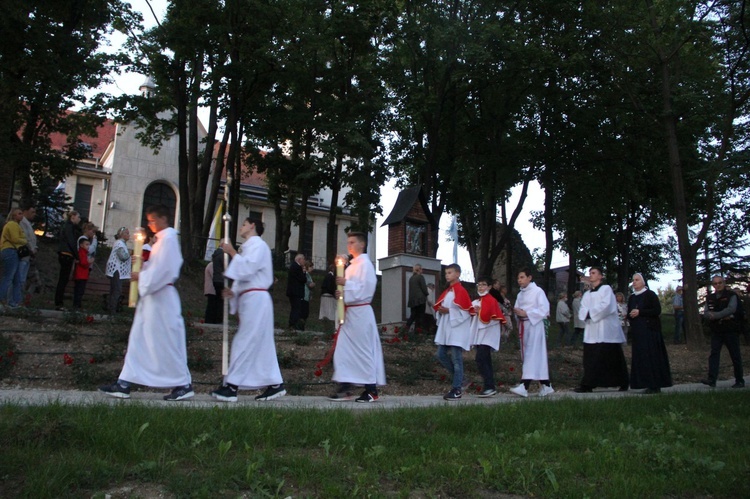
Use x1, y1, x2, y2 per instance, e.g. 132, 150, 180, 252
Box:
211, 384, 238, 402
732, 381, 745, 389
700, 379, 716, 388
355, 391, 379, 403
328, 390, 355, 401
99, 382, 131, 399
478, 388, 497, 398
509, 383, 528, 398
256, 384, 287, 401
539, 385, 555, 397
164, 384, 194, 401
443, 388, 462, 401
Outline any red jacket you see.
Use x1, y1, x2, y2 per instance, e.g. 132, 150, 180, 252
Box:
74, 247, 90, 281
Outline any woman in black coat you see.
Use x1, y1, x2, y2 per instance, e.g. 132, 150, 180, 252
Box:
627, 273, 673, 393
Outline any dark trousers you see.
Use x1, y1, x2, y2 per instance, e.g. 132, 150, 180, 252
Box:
205, 294, 222, 324
207, 282, 225, 324
73, 279, 87, 308
406, 303, 426, 330
557, 322, 569, 347
55, 253, 75, 307
707, 331, 745, 384
107, 271, 125, 314
475, 345, 495, 390
288, 296, 303, 329
570, 327, 584, 346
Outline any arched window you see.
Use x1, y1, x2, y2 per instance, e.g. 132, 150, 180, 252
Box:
140, 182, 177, 227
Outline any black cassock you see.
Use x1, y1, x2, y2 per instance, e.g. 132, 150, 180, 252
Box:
628, 290, 673, 389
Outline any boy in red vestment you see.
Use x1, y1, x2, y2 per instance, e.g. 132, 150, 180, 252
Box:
470, 277, 507, 397
434, 263, 475, 400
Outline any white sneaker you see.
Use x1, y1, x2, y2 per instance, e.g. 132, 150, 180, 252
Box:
510, 383, 528, 398
539, 385, 555, 397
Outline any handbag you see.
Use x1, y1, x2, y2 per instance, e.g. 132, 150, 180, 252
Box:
16, 244, 31, 259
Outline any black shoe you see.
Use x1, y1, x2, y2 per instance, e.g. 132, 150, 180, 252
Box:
732, 381, 745, 389
211, 384, 238, 402
643, 388, 661, 394
99, 382, 131, 399
700, 379, 716, 388
256, 384, 287, 401
164, 384, 194, 401
443, 388, 462, 401
355, 390, 379, 403
574, 386, 592, 393
618, 385, 629, 392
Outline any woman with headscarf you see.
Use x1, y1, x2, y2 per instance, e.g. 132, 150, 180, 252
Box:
628, 273, 673, 394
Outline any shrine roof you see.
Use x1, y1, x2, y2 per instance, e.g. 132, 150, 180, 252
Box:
381, 185, 436, 227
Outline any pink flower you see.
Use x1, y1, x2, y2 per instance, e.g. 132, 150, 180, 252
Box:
381, 326, 387, 332
89, 358, 96, 364
63, 353, 74, 365
86, 315, 94, 323
314, 369, 323, 377
394, 326, 400, 333
509, 367, 515, 372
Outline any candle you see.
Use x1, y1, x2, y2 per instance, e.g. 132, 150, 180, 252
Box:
336, 255, 346, 325
128, 227, 146, 307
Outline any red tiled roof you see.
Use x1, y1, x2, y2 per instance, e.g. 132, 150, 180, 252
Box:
47, 114, 117, 160
212, 141, 267, 188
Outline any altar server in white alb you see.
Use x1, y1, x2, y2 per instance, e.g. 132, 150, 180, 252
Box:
327, 232, 386, 403
575, 266, 629, 393
510, 267, 554, 398
210, 217, 286, 402
99, 205, 194, 401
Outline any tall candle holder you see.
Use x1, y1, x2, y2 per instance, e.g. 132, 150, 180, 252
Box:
128, 227, 146, 307
335, 255, 346, 325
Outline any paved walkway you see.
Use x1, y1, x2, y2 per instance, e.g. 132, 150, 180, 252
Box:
0, 381, 736, 410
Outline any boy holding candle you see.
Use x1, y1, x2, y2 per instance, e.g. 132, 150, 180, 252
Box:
99, 205, 194, 401
327, 232, 386, 402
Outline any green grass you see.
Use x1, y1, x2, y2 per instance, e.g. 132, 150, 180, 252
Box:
1, 392, 748, 497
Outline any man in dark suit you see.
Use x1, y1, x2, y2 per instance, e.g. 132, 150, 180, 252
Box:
286, 253, 307, 330
406, 264, 429, 332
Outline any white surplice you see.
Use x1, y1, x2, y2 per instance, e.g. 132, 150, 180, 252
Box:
434, 290, 473, 351
579, 284, 626, 344
470, 297, 502, 351
223, 235, 282, 389
514, 281, 550, 380
119, 227, 191, 388
332, 253, 386, 386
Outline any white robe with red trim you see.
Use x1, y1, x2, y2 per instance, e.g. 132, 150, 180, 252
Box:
223, 235, 282, 389
434, 289, 473, 350
470, 294, 503, 351
119, 227, 192, 388
332, 253, 386, 386
514, 281, 550, 381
